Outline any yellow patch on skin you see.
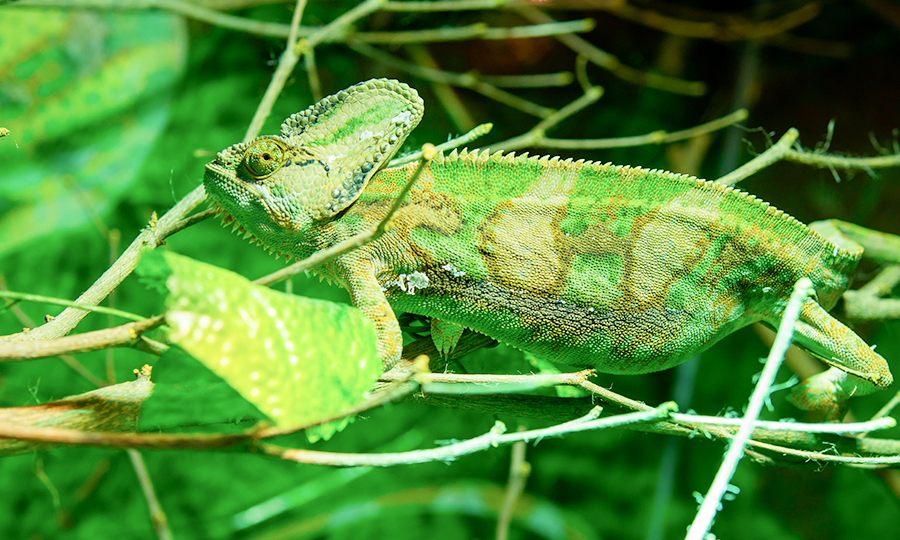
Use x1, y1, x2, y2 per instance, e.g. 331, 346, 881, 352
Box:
480, 198, 566, 294
629, 216, 707, 305
522, 165, 577, 199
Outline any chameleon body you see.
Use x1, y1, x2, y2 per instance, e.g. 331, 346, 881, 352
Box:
204, 79, 892, 418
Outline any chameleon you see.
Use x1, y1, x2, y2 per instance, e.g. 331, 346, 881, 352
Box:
203, 78, 892, 419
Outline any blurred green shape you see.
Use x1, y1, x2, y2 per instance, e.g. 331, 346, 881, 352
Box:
0, 8, 186, 254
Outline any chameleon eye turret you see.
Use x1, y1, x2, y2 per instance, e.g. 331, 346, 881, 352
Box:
243, 138, 287, 179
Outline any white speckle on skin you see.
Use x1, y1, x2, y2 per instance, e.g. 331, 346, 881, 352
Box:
270, 408, 283, 416
359, 129, 384, 140
293, 372, 302, 380
250, 388, 260, 398
250, 371, 260, 381
192, 329, 204, 342
305, 349, 315, 358
198, 315, 211, 329
267, 379, 279, 387
222, 338, 233, 353
219, 357, 230, 367
205, 334, 216, 344
359, 359, 367, 370
391, 110, 412, 125
267, 395, 280, 404
288, 354, 299, 366
396, 272, 429, 295
441, 263, 465, 277
212, 319, 224, 331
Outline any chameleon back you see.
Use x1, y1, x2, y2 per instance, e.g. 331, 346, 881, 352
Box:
353, 149, 861, 373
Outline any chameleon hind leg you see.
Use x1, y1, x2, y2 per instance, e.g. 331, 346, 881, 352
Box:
787, 299, 892, 419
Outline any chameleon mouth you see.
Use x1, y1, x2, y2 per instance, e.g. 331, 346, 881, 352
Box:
208, 201, 294, 261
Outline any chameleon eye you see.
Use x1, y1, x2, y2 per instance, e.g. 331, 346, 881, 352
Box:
243, 139, 286, 179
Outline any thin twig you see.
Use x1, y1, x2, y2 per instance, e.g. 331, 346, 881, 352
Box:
383, 0, 512, 12
716, 128, 900, 186
260, 404, 674, 466
686, 278, 814, 540
355, 18, 594, 43
0, 291, 147, 322
670, 413, 895, 435
242, 0, 311, 142
490, 87, 604, 150
606, 1, 820, 41
496, 427, 529, 540
495, 106, 748, 152
0, 316, 165, 362
389, 122, 492, 166
128, 449, 173, 540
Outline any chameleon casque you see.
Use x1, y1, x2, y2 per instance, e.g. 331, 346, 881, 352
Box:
204, 78, 892, 419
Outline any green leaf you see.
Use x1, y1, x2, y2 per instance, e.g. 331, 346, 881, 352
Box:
138, 348, 265, 432
153, 251, 381, 435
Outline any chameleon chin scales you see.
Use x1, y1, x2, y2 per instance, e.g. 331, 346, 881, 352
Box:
204, 78, 892, 420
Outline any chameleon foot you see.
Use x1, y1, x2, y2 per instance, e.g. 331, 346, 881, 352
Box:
788, 367, 879, 421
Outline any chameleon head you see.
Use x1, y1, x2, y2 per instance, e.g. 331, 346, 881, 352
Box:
203, 78, 425, 253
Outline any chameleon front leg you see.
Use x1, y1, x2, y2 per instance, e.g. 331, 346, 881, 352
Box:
336, 256, 404, 370
788, 299, 893, 419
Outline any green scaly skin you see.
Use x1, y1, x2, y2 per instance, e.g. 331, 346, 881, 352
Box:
204, 78, 892, 419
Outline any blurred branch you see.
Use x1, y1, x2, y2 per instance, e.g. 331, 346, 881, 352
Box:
605, 0, 821, 41
513, 3, 707, 96
350, 41, 555, 118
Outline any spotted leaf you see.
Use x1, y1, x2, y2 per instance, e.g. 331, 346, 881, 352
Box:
155, 251, 380, 433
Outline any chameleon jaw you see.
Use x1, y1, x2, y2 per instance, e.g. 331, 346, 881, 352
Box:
204, 159, 302, 233
208, 201, 293, 261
